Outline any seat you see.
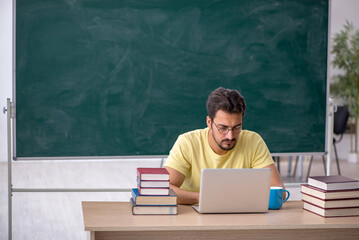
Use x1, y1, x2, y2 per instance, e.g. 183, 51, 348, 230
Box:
332, 106, 350, 175
303, 106, 349, 180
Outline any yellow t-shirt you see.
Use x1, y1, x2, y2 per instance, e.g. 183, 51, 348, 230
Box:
164, 128, 274, 192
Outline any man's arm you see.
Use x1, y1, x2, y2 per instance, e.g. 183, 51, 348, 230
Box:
263, 163, 287, 199
164, 166, 199, 205
263, 163, 284, 188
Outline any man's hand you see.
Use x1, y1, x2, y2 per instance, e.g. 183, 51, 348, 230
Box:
164, 166, 199, 205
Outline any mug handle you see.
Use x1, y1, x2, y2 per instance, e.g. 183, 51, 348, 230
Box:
283, 190, 290, 203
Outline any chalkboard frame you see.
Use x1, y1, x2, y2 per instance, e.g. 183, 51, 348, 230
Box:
13, 0, 330, 159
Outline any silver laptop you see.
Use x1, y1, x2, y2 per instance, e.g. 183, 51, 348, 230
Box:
192, 168, 271, 213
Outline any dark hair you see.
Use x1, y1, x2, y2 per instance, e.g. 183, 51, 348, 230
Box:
206, 87, 246, 119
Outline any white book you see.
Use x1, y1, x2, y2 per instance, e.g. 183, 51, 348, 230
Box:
137, 177, 170, 188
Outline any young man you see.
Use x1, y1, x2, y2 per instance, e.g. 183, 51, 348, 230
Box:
164, 87, 284, 204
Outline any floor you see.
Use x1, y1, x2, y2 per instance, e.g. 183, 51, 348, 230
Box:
0, 155, 358, 240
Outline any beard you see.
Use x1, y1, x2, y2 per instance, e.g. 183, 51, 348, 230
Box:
211, 130, 237, 151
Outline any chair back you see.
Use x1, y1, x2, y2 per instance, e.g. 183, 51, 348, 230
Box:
333, 106, 350, 135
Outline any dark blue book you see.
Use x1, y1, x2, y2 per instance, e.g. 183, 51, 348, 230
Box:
130, 198, 178, 215
131, 188, 177, 206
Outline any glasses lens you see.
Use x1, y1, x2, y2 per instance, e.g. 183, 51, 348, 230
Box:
233, 126, 242, 133
218, 127, 228, 134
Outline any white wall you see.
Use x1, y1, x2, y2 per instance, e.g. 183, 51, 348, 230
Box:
329, 0, 359, 101
1, 0, 359, 162
330, 0, 359, 42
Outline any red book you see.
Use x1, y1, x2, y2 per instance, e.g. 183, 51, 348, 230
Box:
303, 200, 359, 218
301, 184, 359, 200
137, 168, 170, 181
308, 175, 359, 191
302, 192, 359, 208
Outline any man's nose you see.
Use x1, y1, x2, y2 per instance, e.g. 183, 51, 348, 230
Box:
225, 129, 234, 139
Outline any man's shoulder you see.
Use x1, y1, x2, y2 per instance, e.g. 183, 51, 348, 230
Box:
241, 129, 260, 137
240, 130, 263, 141
180, 128, 208, 141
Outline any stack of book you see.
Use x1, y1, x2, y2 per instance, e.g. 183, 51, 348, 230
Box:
130, 167, 178, 215
302, 175, 359, 217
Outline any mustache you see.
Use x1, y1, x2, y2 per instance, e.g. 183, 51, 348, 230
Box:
221, 138, 236, 142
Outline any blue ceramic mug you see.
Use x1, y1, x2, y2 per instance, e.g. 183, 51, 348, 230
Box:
268, 187, 290, 210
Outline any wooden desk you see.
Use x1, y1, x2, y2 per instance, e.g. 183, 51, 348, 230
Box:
82, 201, 359, 240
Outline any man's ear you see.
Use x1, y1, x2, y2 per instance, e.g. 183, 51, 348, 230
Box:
206, 116, 212, 129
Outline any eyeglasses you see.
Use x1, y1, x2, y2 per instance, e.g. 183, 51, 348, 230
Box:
212, 121, 242, 135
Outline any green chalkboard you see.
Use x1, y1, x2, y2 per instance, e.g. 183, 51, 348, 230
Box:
15, 0, 328, 158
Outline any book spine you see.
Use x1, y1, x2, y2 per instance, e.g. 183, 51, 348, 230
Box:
137, 168, 142, 180
131, 190, 137, 205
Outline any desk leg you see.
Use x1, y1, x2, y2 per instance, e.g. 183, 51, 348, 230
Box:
88, 231, 95, 240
